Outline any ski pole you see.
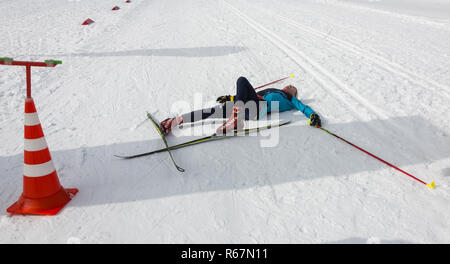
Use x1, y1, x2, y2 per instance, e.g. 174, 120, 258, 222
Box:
254, 74, 294, 90
318, 126, 435, 189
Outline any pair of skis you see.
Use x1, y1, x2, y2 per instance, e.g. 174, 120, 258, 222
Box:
114, 112, 291, 172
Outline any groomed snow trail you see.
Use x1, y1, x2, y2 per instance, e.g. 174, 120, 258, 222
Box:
1, 0, 449, 243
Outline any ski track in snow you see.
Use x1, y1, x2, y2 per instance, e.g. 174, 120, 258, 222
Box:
1, 0, 449, 243
222, 0, 405, 142
221, 0, 448, 170
274, 14, 450, 100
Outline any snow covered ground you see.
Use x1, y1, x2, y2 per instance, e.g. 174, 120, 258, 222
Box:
1, 0, 449, 243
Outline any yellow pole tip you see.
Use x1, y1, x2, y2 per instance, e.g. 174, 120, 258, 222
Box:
290, 74, 294, 78
426, 181, 436, 189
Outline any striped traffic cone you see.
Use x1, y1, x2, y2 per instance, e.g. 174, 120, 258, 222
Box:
7, 97, 78, 215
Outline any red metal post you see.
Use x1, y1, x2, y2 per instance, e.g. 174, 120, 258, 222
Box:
26, 65, 31, 98
0, 58, 61, 98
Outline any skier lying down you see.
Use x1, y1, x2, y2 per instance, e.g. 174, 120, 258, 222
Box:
159, 76, 321, 135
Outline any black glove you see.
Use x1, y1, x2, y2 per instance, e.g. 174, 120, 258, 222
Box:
216, 95, 234, 104
309, 113, 321, 127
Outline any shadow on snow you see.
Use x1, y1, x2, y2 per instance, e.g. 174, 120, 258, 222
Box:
47, 46, 248, 58
1, 114, 449, 212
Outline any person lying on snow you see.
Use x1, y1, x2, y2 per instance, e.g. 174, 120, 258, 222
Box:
159, 76, 321, 135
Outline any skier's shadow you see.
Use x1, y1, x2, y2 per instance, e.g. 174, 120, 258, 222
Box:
44, 46, 247, 58
1, 114, 449, 211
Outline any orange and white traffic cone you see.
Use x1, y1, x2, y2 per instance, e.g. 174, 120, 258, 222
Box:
7, 97, 78, 215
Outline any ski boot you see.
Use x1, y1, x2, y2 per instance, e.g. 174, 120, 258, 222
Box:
160, 115, 183, 135
216, 106, 244, 134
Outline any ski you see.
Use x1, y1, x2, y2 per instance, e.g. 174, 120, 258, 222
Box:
114, 120, 291, 160
146, 112, 185, 172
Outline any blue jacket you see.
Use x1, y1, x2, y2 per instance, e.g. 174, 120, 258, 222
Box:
258, 90, 315, 120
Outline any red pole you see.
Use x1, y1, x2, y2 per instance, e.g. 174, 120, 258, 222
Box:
319, 126, 435, 188
26, 65, 31, 98
254, 74, 294, 90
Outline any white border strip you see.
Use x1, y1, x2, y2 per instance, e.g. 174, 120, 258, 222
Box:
24, 137, 48, 152
23, 160, 55, 177
24, 112, 41, 126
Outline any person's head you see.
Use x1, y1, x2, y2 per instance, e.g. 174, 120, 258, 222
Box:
282, 85, 298, 98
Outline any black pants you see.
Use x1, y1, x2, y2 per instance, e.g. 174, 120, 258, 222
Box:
181, 77, 261, 123
235, 76, 261, 104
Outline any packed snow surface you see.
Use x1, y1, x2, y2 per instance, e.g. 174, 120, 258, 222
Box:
1, 0, 449, 243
